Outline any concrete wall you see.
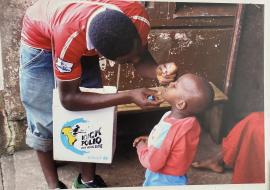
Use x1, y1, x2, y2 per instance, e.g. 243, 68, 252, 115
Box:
0, 34, 4, 91
0, 0, 35, 154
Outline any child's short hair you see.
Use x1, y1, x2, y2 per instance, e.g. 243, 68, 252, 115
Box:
182, 74, 214, 114
194, 77, 214, 114
89, 9, 140, 60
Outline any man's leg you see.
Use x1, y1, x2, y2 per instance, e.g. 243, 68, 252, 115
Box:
80, 163, 96, 181
80, 56, 99, 183
19, 44, 65, 189
36, 151, 59, 188
72, 56, 107, 188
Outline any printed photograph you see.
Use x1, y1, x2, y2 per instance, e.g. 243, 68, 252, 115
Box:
0, 0, 265, 189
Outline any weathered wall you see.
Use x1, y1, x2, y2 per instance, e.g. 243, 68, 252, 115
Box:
0, 0, 36, 154
222, 4, 264, 135
0, 92, 7, 154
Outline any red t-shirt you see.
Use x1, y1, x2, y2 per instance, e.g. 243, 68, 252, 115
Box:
21, 0, 150, 80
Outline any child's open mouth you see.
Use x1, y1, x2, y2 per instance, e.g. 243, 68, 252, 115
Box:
158, 87, 166, 100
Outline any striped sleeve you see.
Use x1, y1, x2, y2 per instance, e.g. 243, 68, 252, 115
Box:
53, 26, 86, 80
136, 122, 172, 172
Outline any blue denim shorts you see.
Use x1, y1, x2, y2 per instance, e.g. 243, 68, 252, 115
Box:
19, 43, 103, 152
19, 43, 54, 152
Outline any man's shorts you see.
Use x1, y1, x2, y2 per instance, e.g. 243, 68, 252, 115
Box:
19, 42, 102, 152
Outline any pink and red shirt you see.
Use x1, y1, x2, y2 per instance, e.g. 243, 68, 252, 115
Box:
21, 0, 150, 80
136, 111, 201, 176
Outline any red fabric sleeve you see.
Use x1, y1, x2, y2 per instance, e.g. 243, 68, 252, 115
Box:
222, 112, 264, 183
53, 26, 87, 80
136, 142, 170, 172
130, 8, 150, 46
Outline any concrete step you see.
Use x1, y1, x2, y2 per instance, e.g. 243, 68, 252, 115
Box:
0, 148, 145, 189
0, 131, 232, 189
0, 160, 3, 190
13, 150, 80, 189
1, 150, 80, 190
13, 150, 47, 190
1, 154, 15, 190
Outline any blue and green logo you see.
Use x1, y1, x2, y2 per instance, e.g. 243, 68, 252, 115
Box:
60, 118, 103, 155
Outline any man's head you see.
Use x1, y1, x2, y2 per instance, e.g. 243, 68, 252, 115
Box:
89, 9, 142, 62
162, 73, 214, 115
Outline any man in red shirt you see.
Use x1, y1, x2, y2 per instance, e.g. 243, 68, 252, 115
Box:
20, 0, 177, 188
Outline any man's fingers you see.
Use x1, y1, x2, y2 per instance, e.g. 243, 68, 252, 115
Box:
156, 64, 167, 75
165, 62, 178, 75
160, 64, 167, 73
163, 74, 176, 79
157, 72, 176, 85
159, 78, 175, 85
143, 88, 158, 96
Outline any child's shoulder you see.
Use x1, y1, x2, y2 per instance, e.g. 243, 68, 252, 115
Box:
163, 113, 198, 125
166, 116, 200, 132
183, 116, 199, 123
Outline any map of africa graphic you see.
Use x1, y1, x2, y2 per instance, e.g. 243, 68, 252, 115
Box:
60, 118, 88, 155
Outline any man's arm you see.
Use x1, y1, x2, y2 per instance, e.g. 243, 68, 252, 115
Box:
133, 48, 157, 79
57, 78, 161, 111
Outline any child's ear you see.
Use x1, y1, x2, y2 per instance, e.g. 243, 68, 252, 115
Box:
176, 100, 187, 110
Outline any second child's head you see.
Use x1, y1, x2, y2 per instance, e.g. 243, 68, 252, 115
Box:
161, 73, 214, 116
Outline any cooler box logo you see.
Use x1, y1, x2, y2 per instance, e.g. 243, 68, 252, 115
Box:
60, 118, 103, 155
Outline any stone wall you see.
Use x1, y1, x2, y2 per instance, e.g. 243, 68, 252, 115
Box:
0, 0, 36, 154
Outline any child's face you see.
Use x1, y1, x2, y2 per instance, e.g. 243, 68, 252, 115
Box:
161, 73, 213, 114
161, 78, 183, 105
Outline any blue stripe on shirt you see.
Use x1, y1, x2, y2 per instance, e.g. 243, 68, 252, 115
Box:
149, 122, 171, 149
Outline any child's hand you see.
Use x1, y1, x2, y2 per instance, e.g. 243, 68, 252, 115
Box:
133, 136, 148, 147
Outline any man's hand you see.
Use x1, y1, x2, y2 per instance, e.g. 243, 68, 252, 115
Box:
133, 136, 148, 147
128, 88, 163, 109
156, 62, 178, 85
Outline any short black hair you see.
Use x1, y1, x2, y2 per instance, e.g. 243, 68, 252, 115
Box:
89, 9, 140, 60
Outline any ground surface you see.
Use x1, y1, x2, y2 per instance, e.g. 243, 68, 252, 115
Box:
0, 129, 232, 189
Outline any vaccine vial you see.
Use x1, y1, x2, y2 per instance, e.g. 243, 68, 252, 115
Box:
147, 95, 156, 101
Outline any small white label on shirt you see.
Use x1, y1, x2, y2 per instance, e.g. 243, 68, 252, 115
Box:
56, 58, 73, 73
